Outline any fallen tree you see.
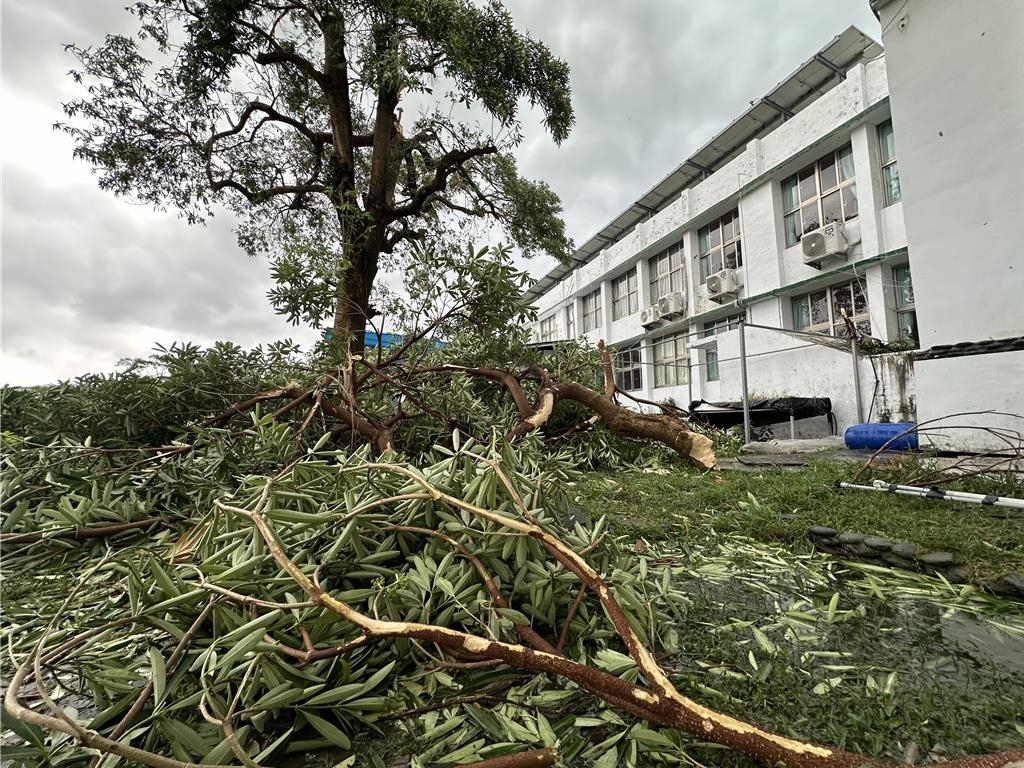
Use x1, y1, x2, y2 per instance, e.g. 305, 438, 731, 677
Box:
5, 255, 1023, 764
3, 446, 1023, 768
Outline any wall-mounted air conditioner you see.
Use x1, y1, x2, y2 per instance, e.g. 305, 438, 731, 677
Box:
705, 268, 742, 302
657, 291, 686, 318
801, 221, 848, 267
640, 305, 661, 327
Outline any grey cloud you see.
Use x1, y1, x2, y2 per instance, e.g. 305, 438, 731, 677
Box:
506, 0, 880, 244
2, 0, 136, 103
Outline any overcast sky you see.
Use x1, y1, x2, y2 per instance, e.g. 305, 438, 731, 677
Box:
0, 1, 881, 385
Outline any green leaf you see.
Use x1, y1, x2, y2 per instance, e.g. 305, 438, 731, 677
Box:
463, 704, 505, 740
158, 718, 211, 756
421, 713, 466, 742
751, 626, 777, 656
148, 645, 167, 707
1, 704, 47, 748
254, 726, 294, 762
826, 591, 841, 623
495, 607, 531, 626
631, 726, 676, 750
302, 711, 352, 749
536, 712, 557, 747
215, 627, 265, 671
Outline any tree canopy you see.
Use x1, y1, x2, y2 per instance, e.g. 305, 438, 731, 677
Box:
61, 0, 575, 346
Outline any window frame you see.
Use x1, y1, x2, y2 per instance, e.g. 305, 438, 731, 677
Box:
538, 315, 556, 342
652, 331, 689, 388
581, 289, 602, 332
565, 304, 576, 339
647, 242, 685, 302
698, 209, 743, 282
701, 313, 745, 339
792, 278, 871, 338
878, 121, 901, 206
705, 349, 720, 382
613, 343, 643, 391
611, 269, 639, 320
782, 145, 858, 247
893, 264, 918, 346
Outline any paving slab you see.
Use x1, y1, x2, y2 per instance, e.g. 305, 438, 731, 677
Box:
741, 437, 847, 454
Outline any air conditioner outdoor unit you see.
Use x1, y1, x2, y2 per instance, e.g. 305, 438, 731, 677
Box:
640, 305, 661, 327
705, 268, 742, 302
657, 291, 686, 318
801, 221, 848, 267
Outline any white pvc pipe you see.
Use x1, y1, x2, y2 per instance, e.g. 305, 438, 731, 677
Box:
838, 481, 1024, 510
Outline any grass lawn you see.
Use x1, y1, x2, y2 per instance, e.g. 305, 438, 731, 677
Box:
570, 459, 1024, 582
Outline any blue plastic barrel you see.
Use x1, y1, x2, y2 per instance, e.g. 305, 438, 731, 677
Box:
844, 423, 919, 451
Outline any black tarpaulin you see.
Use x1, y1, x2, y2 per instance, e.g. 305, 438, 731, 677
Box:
688, 397, 835, 433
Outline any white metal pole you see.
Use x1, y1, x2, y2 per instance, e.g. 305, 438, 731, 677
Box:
851, 336, 864, 424
739, 321, 751, 444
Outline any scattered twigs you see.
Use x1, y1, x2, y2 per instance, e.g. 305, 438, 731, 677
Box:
904, 452, 1018, 487
193, 574, 318, 611
202, 387, 306, 428
292, 392, 323, 445
388, 524, 560, 655
542, 414, 599, 442
4, 564, 241, 768
99, 599, 218, 754
556, 587, 587, 653
852, 410, 1024, 483
617, 389, 693, 421
461, 747, 559, 768
359, 357, 457, 428
428, 350, 716, 468
219, 461, 1024, 768
597, 340, 616, 397
0, 517, 169, 545
199, 655, 268, 768
260, 632, 369, 665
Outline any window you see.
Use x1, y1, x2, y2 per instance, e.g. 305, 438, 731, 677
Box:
611, 269, 639, 320
793, 278, 871, 337
582, 289, 602, 332
652, 332, 688, 388
698, 209, 742, 282
539, 315, 556, 342
698, 316, 740, 383
648, 242, 684, 301
565, 304, 576, 339
705, 350, 720, 382
701, 314, 745, 339
782, 145, 858, 247
879, 121, 901, 206
893, 265, 918, 346
613, 344, 642, 391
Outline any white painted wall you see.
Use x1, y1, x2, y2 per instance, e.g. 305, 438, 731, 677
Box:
876, 0, 1024, 451
877, 0, 1024, 346
870, 351, 916, 424
914, 354, 1024, 453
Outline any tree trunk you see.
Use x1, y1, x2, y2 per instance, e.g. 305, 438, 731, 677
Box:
333, 257, 374, 357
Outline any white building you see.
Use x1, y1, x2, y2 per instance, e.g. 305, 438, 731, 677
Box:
527, 27, 916, 437
869, 0, 1024, 452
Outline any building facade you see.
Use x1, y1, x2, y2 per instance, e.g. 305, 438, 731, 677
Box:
527, 28, 915, 436
870, 0, 1024, 452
